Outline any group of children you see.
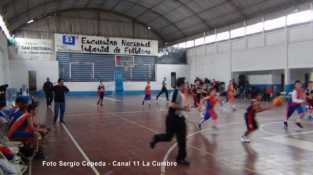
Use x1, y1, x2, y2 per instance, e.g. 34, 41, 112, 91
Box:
200, 80, 313, 143
96, 77, 312, 144
0, 96, 49, 159
147, 78, 312, 144
0, 95, 50, 174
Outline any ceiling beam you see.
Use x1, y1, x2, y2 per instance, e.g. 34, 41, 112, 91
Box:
175, 0, 213, 30
7, 0, 186, 39
110, 0, 123, 11
224, 0, 248, 20
125, 0, 186, 38
11, 7, 166, 42
158, 0, 226, 31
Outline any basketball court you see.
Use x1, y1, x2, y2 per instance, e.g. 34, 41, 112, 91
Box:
1, 0, 313, 175
29, 96, 313, 175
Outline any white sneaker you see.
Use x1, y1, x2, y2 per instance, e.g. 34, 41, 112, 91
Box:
241, 136, 250, 143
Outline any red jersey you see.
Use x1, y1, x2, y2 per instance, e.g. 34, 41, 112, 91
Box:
145, 85, 151, 95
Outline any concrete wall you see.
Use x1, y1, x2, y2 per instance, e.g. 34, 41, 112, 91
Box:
0, 31, 10, 85
187, 22, 313, 86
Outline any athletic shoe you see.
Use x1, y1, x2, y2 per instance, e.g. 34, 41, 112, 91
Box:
176, 159, 190, 166
295, 122, 303, 129
60, 121, 66, 124
198, 123, 202, 130
284, 121, 288, 129
149, 140, 156, 149
241, 136, 250, 143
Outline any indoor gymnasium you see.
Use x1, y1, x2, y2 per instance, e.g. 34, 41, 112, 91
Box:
1, 0, 313, 175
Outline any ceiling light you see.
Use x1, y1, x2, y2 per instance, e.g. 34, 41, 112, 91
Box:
27, 19, 34, 24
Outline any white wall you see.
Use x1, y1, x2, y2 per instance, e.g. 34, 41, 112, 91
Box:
187, 44, 231, 84
8, 59, 59, 90
248, 74, 273, 85
0, 32, 10, 85
187, 22, 313, 85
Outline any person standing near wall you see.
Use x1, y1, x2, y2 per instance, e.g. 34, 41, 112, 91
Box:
43, 78, 54, 108
53, 78, 69, 124
150, 77, 190, 165
156, 77, 169, 101
97, 80, 105, 106
0, 84, 8, 107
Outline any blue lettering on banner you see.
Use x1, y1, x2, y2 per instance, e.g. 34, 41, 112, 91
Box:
63, 35, 75, 45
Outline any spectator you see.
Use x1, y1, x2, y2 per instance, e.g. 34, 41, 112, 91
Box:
43, 78, 54, 108
53, 78, 69, 124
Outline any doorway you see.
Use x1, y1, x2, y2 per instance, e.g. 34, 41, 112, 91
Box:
171, 72, 176, 88
28, 71, 37, 93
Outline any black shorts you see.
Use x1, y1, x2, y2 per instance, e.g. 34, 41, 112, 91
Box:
99, 92, 104, 98
244, 114, 258, 131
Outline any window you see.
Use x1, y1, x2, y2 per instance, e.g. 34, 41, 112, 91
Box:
287, 10, 313, 26
194, 37, 205, 46
231, 27, 245, 38
246, 22, 264, 35
264, 16, 286, 30
172, 44, 179, 48
216, 31, 230, 41
204, 34, 216, 44
178, 42, 186, 48
185, 40, 194, 48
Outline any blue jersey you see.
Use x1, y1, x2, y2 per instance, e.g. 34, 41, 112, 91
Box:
8, 109, 24, 127
0, 108, 17, 121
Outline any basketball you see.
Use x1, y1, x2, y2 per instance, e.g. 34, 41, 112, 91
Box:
272, 96, 284, 106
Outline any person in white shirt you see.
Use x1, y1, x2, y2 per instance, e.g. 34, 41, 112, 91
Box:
284, 80, 306, 129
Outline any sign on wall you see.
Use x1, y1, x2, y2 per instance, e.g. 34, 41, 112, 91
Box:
55, 34, 158, 56
15, 38, 54, 60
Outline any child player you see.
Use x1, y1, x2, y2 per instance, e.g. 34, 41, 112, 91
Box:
241, 93, 271, 143
284, 80, 306, 129
227, 80, 236, 111
142, 80, 151, 107
198, 88, 220, 129
97, 81, 105, 106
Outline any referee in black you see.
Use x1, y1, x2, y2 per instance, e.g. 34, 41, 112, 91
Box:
150, 77, 190, 165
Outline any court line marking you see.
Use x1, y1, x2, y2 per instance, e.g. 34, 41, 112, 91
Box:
110, 112, 260, 174
260, 121, 313, 137
63, 98, 312, 174
28, 159, 32, 175
160, 117, 312, 175
263, 135, 313, 152
102, 97, 122, 102
65, 109, 284, 175
65, 109, 167, 117
160, 121, 257, 175
61, 123, 101, 175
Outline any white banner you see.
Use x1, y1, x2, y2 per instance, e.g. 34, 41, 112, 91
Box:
16, 38, 54, 60
55, 33, 158, 56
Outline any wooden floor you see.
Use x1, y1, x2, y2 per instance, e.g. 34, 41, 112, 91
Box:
31, 95, 313, 175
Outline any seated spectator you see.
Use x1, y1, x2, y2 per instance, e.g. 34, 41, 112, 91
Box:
7, 96, 29, 127
7, 101, 46, 159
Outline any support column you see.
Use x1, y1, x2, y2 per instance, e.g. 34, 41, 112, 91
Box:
284, 15, 291, 93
